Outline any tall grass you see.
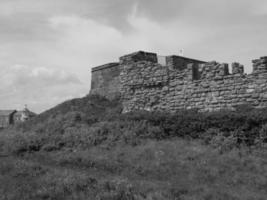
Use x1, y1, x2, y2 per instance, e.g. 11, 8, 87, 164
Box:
1, 139, 267, 200
1, 95, 267, 199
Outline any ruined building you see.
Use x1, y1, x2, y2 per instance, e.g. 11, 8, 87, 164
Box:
90, 51, 267, 112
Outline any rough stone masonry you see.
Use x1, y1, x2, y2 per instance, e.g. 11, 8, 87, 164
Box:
90, 51, 267, 112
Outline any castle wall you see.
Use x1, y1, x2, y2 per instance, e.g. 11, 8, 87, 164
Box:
120, 51, 158, 64
253, 56, 267, 73
166, 55, 206, 70
90, 63, 121, 99
90, 51, 160, 100
90, 51, 267, 113
120, 59, 267, 112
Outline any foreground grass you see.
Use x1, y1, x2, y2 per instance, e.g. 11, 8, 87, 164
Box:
1, 95, 267, 199
1, 139, 267, 200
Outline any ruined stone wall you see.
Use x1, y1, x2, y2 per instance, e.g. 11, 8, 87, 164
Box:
90, 63, 121, 99
120, 58, 267, 113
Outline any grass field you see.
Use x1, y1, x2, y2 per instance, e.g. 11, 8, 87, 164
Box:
0, 95, 267, 200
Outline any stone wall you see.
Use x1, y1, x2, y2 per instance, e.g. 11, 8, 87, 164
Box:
166, 55, 205, 70
90, 51, 159, 99
120, 51, 158, 64
90, 51, 267, 113
0, 111, 16, 128
120, 59, 267, 112
252, 56, 267, 73
90, 62, 121, 99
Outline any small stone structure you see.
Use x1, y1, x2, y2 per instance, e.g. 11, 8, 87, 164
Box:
0, 107, 36, 128
90, 51, 267, 112
0, 110, 17, 128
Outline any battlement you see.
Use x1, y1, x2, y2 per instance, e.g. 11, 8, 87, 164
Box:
252, 56, 267, 73
119, 51, 158, 64
232, 62, 244, 74
90, 51, 267, 112
166, 55, 206, 70
91, 62, 119, 72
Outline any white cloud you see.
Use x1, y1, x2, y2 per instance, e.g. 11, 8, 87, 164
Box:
126, 10, 213, 55
252, 2, 267, 15
46, 13, 212, 63
9, 65, 81, 87
0, 0, 267, 112
0, 65, 85, 113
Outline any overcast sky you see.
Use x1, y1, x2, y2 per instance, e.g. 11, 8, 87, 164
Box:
0, 0, 267, 113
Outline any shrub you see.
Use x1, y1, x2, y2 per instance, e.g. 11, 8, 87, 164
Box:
2, 95, 267, 157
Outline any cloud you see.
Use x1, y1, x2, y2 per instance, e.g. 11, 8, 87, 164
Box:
0, 0, 266, 32
0, 0, 266, 112
252, 1, 267, 16
0, 65, 85, 113
0, 13, 57, 43
0, 0, 135, 31
0, 0, 265, 46
12, 65, 81, 87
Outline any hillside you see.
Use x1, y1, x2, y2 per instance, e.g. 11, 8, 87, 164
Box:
0, 95, 267, 200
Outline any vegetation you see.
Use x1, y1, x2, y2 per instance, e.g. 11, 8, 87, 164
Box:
0, 95, 267, 200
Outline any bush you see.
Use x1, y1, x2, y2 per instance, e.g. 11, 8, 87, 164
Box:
2, 95, 267, 157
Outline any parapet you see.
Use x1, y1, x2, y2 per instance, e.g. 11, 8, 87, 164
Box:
232, 62, 244, 74
252, 56, 267, 73
119, 51, 158, 64
197, 62, 229, 80
166, 55, 206, 70
91, 62, 119, 72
